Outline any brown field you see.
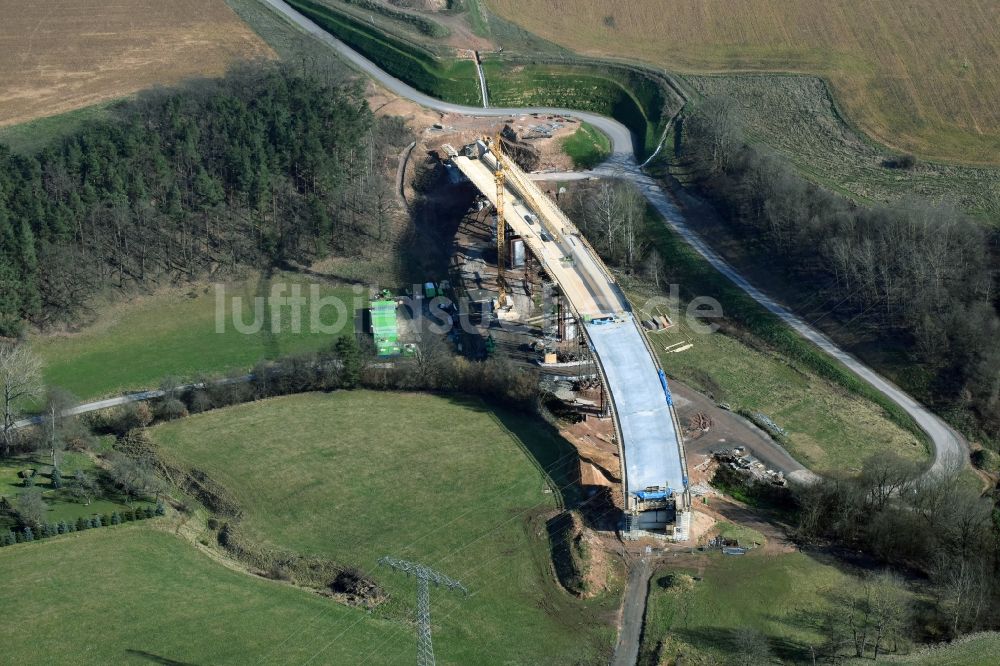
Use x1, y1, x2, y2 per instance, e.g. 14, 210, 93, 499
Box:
485, 0, 1000, 165
0, 0, 272, 127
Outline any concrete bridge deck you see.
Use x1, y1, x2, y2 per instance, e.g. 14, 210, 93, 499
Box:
450, 144, 689, 529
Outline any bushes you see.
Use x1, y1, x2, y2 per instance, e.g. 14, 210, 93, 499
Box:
791, 458, 998, 637
546, 511, 591, 596
154, 398, 188, 422
217, 519, 385, 606
884, 153, 917, 169
90, 401, 154, 436
0, 504, 161, 548
970, 448, 1000, 473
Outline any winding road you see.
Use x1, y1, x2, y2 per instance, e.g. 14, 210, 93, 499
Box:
253, 6, 967, 663
260, 0, 964, 478
3, 4, 962, 665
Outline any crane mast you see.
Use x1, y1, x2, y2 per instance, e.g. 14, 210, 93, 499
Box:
492, 132, 508, 308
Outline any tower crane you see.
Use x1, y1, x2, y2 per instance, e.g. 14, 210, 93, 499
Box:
491, 131, 509, 309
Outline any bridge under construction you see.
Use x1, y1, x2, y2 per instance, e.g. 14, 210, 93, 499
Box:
447, 138, 691, 539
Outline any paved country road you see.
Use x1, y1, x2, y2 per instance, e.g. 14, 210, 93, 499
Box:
254, 5, 966, 665
259, 0, 964, 478
612, 556, 653, 666
9, 5, 963, 665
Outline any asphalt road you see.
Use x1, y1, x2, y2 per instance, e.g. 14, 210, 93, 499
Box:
524, 171, 966, 480
253, 7, 969, 658
670, 380, 820, 486
12, 4, 962, 665
612, 557, 652, 666
261, 0, 965, 476
262, 0, 637, 158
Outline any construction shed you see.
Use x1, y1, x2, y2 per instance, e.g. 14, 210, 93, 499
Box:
370, 298, 401, 357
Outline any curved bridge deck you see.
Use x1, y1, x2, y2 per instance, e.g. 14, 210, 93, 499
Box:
450, 143, 690, 537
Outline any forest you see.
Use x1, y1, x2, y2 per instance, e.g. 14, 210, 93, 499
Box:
680, 97, 1000, 447
0, 64, 410, 336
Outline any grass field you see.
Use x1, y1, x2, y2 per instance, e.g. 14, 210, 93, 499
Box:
641, 551, 897, 663
151, 391, 619, 664
31, 272, 360, 400
0, 526, 396, 664
626, 202, 925, 473
287, 0, 482, 104
227, 0, 353, 75
686, 74, 1000, 223
280, 0, 673, 157
0, 101, 118, 155
562, 122, 611, 169
640, 285, 923, 473
481, 57, 675, 156
714, 521, 766, 548
0, 0, 271, 128
485, 0, 1000, 165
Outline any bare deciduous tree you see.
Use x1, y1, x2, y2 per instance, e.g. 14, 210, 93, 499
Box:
859, 453, 919, 512
643, 247, 665, 289
42, 387, 80, 469
844, 571, 910, 660
0, 343, 43, 455
108, 450, 165, 506
731, 627, 772, 666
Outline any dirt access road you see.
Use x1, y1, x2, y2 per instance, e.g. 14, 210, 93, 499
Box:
670, 380, 819, 485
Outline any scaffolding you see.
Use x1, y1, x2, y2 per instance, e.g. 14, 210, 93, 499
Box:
370, 298, 401, 357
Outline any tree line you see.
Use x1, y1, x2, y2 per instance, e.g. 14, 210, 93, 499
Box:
794, 455, 999, 646
680, 97, 1000, 445
0, 63, 410, 336
712, 456, 1000, 657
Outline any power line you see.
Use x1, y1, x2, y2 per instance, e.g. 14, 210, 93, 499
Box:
263, 446, 583, 664
299, 460, 613, 666
377, 557, 468, 666
359, 494, 624, 666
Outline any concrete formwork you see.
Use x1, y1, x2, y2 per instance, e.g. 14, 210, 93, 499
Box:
450, 144, 691, 539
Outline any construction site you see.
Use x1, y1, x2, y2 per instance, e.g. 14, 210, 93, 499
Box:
377, 126, 693, 540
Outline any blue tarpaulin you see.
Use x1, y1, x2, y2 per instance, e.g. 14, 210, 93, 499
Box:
658, 369, 673, 406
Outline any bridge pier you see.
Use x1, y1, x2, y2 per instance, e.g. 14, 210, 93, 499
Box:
449, 141, 692, 542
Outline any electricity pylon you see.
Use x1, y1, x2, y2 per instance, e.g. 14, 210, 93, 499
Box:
378, 556, 468, 666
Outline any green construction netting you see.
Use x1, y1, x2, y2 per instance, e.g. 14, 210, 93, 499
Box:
370, 300, 400, 356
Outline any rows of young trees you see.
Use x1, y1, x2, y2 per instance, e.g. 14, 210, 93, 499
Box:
681, 97, 1000, 444
1, 502, 165, 547
0, 63, 410, 335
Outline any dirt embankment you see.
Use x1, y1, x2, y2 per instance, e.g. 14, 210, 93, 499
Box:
559, 415, 624, 509
547, 510, 611, 598
143, 434, 386, 608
